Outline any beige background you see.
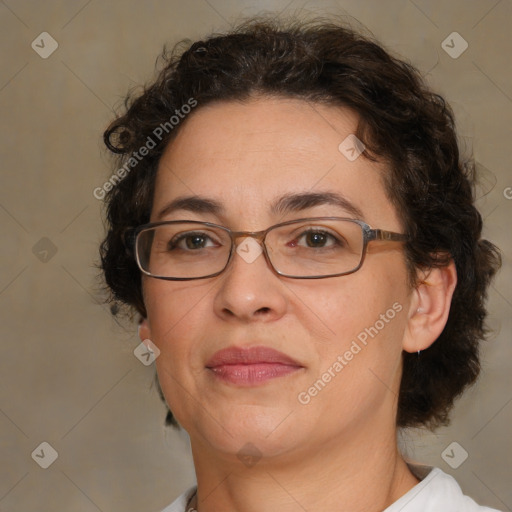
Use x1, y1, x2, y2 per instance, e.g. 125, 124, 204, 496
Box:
0, 0, 511, 511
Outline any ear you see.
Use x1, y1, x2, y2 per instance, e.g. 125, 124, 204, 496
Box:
402, 260, 457, 353
138, 317, 152, 342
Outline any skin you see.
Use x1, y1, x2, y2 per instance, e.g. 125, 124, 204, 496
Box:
139, 96, 457, 512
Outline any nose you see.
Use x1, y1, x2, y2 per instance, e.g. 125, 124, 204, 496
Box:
212, 239, 288, 323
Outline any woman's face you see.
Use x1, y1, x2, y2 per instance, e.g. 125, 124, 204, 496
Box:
140, 97, 414, 462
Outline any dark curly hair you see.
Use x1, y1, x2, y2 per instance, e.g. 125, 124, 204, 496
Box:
100, 16, 501, 430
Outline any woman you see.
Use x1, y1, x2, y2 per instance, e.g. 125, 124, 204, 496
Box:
100, 17, 501, 512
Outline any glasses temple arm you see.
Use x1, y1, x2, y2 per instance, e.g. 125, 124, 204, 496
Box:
368, 229, 409, 242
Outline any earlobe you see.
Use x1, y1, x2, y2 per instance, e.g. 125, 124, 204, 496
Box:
138, 317, 152, 342
402, 261, 457, 353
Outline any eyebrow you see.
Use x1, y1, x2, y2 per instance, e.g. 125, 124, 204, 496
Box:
156, 191, 364, 220
271, 191, 364, 219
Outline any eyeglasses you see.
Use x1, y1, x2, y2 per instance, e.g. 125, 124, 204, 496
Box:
129, 217, 409, 281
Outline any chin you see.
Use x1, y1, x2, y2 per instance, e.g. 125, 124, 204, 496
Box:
187, 404, 307, 461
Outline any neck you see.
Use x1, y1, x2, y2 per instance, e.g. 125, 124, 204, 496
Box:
188, 421, 419, 512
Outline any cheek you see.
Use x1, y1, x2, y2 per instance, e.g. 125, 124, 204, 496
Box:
298, 264, 406, 334
306, 261, 410, 374
298, 278, 408, 427
143, 281, 215, 421
143, 280, 214, 357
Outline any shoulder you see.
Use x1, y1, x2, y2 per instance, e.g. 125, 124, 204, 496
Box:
158, 486, 197, 512
385, 466, 503, 512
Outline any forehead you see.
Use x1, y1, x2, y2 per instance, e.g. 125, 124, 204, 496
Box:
152, 97, 400, 229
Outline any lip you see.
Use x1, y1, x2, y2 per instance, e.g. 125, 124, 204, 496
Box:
206, 346, 303, 386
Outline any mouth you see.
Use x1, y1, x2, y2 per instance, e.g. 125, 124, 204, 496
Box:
205, 346, 303, 386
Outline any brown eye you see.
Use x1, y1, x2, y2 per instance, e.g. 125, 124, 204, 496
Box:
293, 229, 342, 249
169, 232, 216, 251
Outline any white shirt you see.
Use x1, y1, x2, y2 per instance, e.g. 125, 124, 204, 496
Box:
160, 467, 502, 512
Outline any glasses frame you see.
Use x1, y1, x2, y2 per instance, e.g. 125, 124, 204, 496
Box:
129, 217, 409, 281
